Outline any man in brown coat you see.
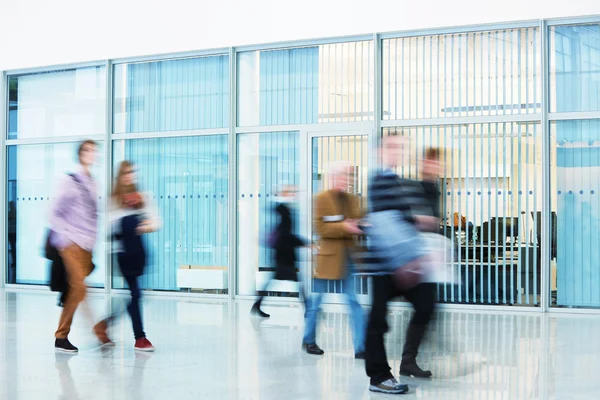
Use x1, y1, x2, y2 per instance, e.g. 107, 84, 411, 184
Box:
302, 162, 366, 358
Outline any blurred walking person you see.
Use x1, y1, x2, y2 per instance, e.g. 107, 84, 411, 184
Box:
364, 136, 438, 395
51, 140, 112, 353
252, 185, 310, 318
302, 162, 366, 358
103, 161, 161, 352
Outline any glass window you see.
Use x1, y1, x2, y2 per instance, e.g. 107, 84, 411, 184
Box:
384, 122, 542, 306
550, 24, 600, 112
551, 120, 600, 307
113, 56, 229, 134
237, 41, 374, 126
6, 142, 106, 287
382, 28, 541, 120
237, 131, 301, 297
112, 135, 229, 292
7, 67, 106, 139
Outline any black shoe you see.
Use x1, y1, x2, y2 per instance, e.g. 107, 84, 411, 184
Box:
55, 338, 78, 354
369, 378, 409, 394
304, 343, 324, 355
251, 302, 270, 318
354, 351, 366, 360
400, 363, 432, 378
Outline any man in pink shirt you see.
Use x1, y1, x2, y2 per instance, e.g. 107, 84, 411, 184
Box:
51, 140, 112, 353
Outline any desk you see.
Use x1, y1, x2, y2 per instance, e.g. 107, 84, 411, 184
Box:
438, 244, 540, 305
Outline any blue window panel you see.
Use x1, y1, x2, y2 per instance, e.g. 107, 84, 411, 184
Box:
553, 120, 600, 307
258, 48, 319, 125
551, 25, 600, 112
113, 56, 229, 133
113, 135, 228, 291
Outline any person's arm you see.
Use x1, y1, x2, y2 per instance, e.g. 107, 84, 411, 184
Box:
139, 193, 162, 232
275, 204, 291, 234
48, 176, 77, 249
420, 181, 440, 218
108, 198, 127, 235
314, 194, 355, 239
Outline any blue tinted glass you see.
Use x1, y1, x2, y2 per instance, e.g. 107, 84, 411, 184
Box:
551, 25, 600, 112
112, 135, 229, 292
113, 56, 229, 133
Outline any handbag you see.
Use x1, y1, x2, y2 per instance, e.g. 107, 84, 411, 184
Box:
363, 210, 429, 289
265, 229, 279, 248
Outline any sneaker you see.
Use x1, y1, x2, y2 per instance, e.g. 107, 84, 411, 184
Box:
94, 320, 115, 348
135, 338, 155, 352
55, 338, 79, 354
369, 378, 409, 395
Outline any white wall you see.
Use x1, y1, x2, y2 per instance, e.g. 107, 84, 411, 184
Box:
1, 0, 600, 71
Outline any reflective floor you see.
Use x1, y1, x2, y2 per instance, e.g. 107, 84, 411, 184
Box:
1, 289, 599, 399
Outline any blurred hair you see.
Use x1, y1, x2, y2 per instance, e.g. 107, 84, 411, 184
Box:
113, 161, 141, 208
425, 147, 440, 160
78, 140, 97, 163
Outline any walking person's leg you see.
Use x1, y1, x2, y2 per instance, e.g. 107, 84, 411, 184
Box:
297, 272, 309, 313
341, 272, 366, 357
124, 275, 155, 352
124, 275, 145, 340
365, 275, 408, 394
399, 282, 436, 378
302, 278, 325, 355
251, 278, 270, 318
56, 245, 110, 352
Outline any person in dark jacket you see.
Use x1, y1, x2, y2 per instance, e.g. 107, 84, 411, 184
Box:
102, 161, 161, 352
364, 136, 439, 395
251, 185, 310, 318
420, 147, 442, 226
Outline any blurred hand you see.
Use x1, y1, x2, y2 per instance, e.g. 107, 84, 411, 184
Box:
136, 221, 153, 235
343, 220, 363, 235
415, 216, 439, 231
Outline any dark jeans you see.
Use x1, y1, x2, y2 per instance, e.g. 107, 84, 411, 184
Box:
365, 276, 436, 384
124, 275, 145, 340
108, 274, 145, 341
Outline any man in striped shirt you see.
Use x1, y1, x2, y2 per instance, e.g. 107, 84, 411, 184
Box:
365, 135, 439, 395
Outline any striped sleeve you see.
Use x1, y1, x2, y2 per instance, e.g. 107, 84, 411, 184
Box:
369, 174, 432, 219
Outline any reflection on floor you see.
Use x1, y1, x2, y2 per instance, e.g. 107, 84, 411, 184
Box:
1, 289, 599, 399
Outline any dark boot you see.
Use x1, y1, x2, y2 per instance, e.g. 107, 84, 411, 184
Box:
400, 323, 432, 378
251, 300, 270, 318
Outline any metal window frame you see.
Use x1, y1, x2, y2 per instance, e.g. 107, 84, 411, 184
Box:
0, 71, 6, 290
2, 14, 600, 314
540, 19, 551, 313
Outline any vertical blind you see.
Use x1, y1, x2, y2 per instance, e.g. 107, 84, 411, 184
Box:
237, 41, 373, 126
385, 123, 541, 306
382, 28, 541, 120
551, 120, 600, 307
550, 24, 600, 112
550, 24, 600, 307
113, 56, 229, 133
114, 136, 229, 292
